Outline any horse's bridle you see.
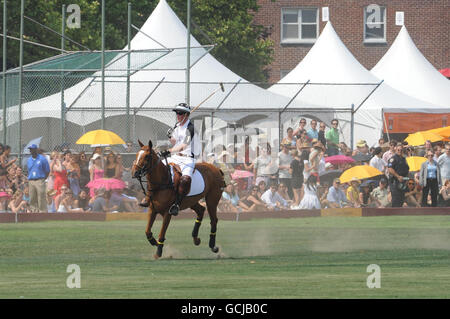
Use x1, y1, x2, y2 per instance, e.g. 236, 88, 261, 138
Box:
133, 154, 150, 196
133, 150, 174, 197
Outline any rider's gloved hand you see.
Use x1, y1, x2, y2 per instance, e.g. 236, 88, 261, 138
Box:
159, 150, 171, 157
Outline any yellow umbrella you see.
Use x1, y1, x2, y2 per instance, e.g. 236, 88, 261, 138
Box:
406, 156, 427, 172
339, 165, 383, 184
404, 131, 444, 146
76, 129, 126, 145
425, 126, 450, 138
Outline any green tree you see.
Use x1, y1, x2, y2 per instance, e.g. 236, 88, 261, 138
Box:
1, 0, 274, 82
0, 0, 151, 68
169, 0, 274, 82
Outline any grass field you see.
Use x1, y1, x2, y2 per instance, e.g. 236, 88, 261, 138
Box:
0, 215, 449, 299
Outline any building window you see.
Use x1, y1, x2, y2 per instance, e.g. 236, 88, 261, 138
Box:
281, 8, 318, 44
364, 5, 386, 43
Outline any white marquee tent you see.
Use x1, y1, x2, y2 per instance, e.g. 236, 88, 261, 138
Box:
269, 22, 443, 147
13, 0, 298, 127
5, 0, 321, 152
7, 1, 447, 152
371, 26, 450, 108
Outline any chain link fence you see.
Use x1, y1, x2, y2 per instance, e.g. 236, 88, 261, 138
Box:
1, 49, 381, 169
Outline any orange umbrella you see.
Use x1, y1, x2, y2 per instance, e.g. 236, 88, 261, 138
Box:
425, 126, 450, 138
406, 156, 427, 172
339, 165, 383, 184
404, 131, 444, 146
76, 130, 126, 145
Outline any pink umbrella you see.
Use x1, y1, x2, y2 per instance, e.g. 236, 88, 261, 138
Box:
325, 155, 355, 166
231, 170, 254, 180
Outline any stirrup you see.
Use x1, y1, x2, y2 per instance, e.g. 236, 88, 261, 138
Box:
169, 204, 179, 216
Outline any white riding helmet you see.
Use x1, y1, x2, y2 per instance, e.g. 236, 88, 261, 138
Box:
172, 102, 191, 114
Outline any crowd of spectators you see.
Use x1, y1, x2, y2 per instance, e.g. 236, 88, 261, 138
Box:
1, 119, 449, 214
215, 118, 450, 212
0, 144, 144, 213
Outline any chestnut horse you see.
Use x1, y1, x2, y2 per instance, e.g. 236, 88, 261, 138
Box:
132, 139, 225, 259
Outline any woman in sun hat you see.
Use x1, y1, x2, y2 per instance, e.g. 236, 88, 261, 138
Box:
86, 153, 126, 198
309, 140, 324, 183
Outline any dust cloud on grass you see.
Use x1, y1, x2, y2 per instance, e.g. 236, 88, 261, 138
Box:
218, 219, 450, 257
308, 228, 450, 252
218, 225, 276, 259
160, 243, 185, 259
139, 217, 450, 260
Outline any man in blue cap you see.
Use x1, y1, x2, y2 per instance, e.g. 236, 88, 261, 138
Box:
27, 144, 50, 212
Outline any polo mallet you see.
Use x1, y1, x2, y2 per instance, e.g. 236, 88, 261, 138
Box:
190, 82, 225, 114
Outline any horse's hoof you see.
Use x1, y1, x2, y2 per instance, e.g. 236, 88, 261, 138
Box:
153, 254, 160, 260
193, 237, 201, 246
211, 246, 219, 253
139, 201, 150, 208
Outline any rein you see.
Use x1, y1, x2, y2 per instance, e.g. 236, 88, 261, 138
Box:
135, 151, 174, 197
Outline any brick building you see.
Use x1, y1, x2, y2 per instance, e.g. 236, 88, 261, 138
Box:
253, 0, 450, 83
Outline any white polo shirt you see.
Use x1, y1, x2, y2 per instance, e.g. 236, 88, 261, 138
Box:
172, 119, 198, 157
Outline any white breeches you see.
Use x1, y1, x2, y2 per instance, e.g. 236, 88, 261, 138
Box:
167, 155, 195, 177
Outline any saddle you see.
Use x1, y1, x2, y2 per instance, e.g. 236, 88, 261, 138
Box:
167, 162, 205, 197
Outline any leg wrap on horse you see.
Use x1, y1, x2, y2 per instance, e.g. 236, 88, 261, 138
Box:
209, 233, 219, 253
192, 204, 205, 238
169, 175, 192, 216
146, 232, 157, 246
156, 238, 165, 257
209, 220, 219, 253
192, 218, 202, 239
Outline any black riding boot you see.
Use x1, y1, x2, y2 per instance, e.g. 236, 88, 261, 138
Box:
169, 175, 191, 216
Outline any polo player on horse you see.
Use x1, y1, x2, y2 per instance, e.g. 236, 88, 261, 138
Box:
139, 102, 199, 216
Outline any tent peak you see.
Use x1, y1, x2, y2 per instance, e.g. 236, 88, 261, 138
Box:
371, 23, 450, 107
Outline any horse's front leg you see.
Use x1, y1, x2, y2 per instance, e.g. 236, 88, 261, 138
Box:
154, 212, 172, 259
145, 209, 158, 246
